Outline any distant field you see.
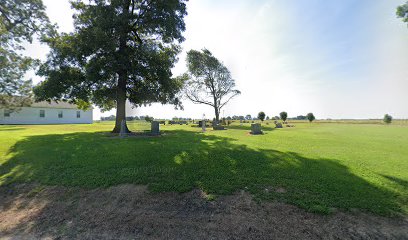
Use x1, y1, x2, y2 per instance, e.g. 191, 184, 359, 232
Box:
0, 120, 407, 216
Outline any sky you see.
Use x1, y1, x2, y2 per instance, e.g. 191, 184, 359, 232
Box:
24, 0, 408, 120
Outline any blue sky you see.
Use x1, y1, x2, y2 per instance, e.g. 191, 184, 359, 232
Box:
25, 0, 408, 119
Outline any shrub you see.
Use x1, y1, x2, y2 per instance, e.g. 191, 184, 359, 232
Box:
383, 114, 392, 124
258, 111, 266, 121
145, 116, 154, 122
280, 112, 287, 122
307, 113, 315, 122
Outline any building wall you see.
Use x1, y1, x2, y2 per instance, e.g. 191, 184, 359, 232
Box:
0, 107, 93, 124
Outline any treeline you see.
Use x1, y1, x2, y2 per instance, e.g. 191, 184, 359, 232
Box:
101, 116, 193, 121
224, 115, 311, 121
100, 115, 311, 121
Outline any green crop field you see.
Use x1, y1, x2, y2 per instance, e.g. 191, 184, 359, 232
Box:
0, 121, 407, 216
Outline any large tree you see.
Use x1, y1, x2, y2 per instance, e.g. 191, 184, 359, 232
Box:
34, 0, 188, 133
307, 112, 315, 122
397, 2, 408, 25
0, 0, 50, 110
257, 111, 265, 121
279, 111, 287, 122
183, 49, 240, 123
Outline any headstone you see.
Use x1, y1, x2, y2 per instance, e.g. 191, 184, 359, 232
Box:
251, 123, 262, 134
275, 123, 283, 128
151, 121, 160, 135
213, 125, 225, 130
202, 120, 206, 132
240, 119, 243, 126
120, 119, 127, 138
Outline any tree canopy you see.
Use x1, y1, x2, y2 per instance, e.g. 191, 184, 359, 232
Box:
258, 111, 265, 121
183, 48, 240, 123
34, 0, 188, 132
307, 113, 315, 122
397, 2, 408, 26
383, 114, 392, 124
280, 112, 288, 122
0, 0, 51, 110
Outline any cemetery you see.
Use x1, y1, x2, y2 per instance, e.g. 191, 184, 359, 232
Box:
1, 118, 408, 238
1, 0, 408, 238
1, 120, 407, 217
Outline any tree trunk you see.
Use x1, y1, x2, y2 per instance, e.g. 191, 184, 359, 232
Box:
214, 107, 220, 124
212, 91, 220, 124
112, 74, 129, 133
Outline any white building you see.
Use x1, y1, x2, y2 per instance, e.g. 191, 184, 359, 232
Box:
0, 101, 93, 125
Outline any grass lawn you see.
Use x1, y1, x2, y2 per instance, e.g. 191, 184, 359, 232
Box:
0, 121, 407, 216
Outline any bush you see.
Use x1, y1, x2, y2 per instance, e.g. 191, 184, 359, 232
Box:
280, 112, 287, 122
258, 111, 266, 121
307, 113, 315, 122
145, 116, 154, 122
383, 114, 392, 124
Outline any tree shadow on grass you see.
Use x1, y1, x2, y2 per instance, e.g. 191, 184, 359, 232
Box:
0, 127, 26, 131
0, 130, 405, 216
380, 175, 408, 190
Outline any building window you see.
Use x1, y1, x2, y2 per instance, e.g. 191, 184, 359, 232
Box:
4, 110, 11, 117
58, 110, 63, 118
40, 110, 45, 118
76, 111, 81, 118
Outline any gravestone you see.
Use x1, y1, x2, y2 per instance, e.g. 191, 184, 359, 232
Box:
213, 125, 225, 130
275, 123, 283, 128
251, 123, 262, 135
202, 120, 206, 132
240, 120, 243, 126
151, 121, 160, 135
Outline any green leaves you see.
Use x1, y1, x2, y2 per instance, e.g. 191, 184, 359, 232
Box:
397, 2, 408, 25
280, 112, 288, 122
383, 114, 392, 124
0, 0, 51, 109
184, 48, 241, 121
307, 113, 315, 122
258, 112, 266, 121
36, 0, 188, 112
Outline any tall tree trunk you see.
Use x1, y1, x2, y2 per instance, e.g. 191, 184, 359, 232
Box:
212, 91, 219, 124
214, 107, 220, 124
112, 73, 129, 133
112, 0, 131, 133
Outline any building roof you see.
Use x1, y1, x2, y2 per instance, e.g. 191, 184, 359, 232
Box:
30, 101, 80, 109
0, 95, 93, 110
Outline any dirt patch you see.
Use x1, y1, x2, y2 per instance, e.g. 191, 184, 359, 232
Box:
1, 184, 407, 239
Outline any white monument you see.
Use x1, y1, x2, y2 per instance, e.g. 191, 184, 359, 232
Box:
202, 114, 206, 132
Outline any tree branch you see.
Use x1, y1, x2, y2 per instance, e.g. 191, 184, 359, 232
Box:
185, 91, 214, 107
219, 91, 240, 109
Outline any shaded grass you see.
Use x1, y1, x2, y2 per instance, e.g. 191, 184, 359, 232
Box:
0, 121, 407, 216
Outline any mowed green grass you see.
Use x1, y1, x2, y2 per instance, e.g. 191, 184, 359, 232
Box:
0, 121, 407, 216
